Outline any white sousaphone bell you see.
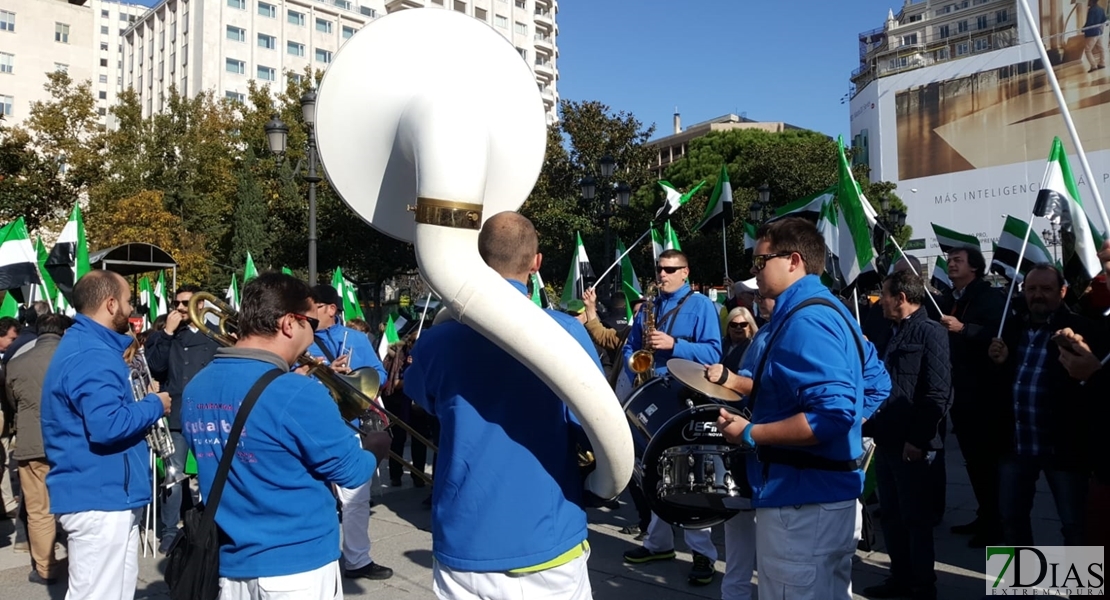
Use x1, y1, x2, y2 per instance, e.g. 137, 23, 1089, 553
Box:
314, 9, 633, 500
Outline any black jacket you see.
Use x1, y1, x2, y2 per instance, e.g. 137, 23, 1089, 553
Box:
864, 308, 952, 450
994, 306, 1103, 471
936, 278, 1005, 410
145, 326, 220, 430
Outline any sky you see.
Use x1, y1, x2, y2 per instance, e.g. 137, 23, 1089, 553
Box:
557, 0, 900, 140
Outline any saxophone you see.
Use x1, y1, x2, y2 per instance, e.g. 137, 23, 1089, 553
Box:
129, 346, 187, 488
627, 283, 657, 387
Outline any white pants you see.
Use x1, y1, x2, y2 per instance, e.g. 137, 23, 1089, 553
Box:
58, 507, 143, 600
1086, 32, 1107, 68
220, 560, 342, 600
754, 499, 861, 600
642, 513, 717, 561
432, 550, 591, 600
336, 479, 372, 570
722, 510, 757, 600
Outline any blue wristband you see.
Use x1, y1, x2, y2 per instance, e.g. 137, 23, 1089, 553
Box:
742, 423, 755, 447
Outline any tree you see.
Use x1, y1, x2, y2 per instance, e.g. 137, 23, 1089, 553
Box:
0, 119, 72, 231
23, 71, 103, 196
229, 149, 272, 271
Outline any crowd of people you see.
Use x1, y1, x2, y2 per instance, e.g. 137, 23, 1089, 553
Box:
0, 212, 1107, 600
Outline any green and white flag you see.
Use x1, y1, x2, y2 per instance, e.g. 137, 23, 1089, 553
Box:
695, 165, 733, 232
656, 180, 707, 218
774, 186, 836, 221
225, 273, 241, 311
835, 136, 876, 286
281, 266, 293, 276
243, 252, 259, 284
651, 227, 664, 263
31, 236, 57, 309
990, 216, 1054, 281
817, 198, 841, 277
1032, 136, 1101, 280
155, 270, 168, 318
560, 232, 594, 307
0, 292, 17, 318
343, 277, 365, 320
45, 203, 90, 296
931, 223, 981, 253
0, 217, 41, 291
616, 239, 643, 322
743, 221, 758, 252
931, 256, 952, 294
529, 272, 547, 307
377, 314, 400, 360
54, 287, 73, 316
663, 220, 681, 252
138, 276, 161, 327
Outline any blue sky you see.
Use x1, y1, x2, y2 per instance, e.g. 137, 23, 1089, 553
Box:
557, 0, 898, 140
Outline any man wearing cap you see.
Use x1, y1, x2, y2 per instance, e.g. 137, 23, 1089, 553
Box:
307, 284, 392, 581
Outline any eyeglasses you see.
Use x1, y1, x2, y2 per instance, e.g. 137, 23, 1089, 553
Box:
290, 312, 320, 331
752, 252, 795, 272
172, 300, 189, 307
656, 265, 688, 274
728, 322, 749, 329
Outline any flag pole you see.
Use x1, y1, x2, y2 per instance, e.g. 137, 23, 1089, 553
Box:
880, 229, 944, 316
590, 227, 652, 292
415, 292, 433, 339
851, 286, 861, 326
722, 223, 730, 280
1017, 0, 1110, 234
997, 211, 1037, 338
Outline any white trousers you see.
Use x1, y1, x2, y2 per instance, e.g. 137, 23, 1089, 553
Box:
336, 479, 372, 570
754, 499, 861, 600
642, 513, 717, 561
219, 560, 342, 600
58, 507, 143, 600
432, 550, 591, 600
722, 510, 757, 600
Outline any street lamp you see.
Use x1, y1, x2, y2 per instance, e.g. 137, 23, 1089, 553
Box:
875, 194, 908, 272
751, 182, 770, 224
1042, 224, 1061, 264
263, 89, 323, 286
580, 155, 632, 306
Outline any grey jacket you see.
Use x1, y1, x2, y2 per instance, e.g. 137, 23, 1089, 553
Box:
5, 333, 62, 461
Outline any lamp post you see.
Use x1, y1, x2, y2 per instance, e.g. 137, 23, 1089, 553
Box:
1042, 224, 1061, 264
264, 89, 322, 285
579, 155, 631, 305
750, 182, 770, 225
874, 193, 907, 272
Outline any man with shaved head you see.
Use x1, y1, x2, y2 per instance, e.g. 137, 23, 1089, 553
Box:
42, 270, 171, 598
406, 211, 600, 599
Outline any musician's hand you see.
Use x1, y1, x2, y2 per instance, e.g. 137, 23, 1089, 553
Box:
648, 330, 676, 351
147, 381, 161, 394
988, 338, 1008, 364
903, 442, 923, 462
704, 364, 728, 386
716, 408, 750, 446
156, 392, 171, 416
360, 431, 392, 463
293, 364, 312, 376
331, 354, 352, 374
165, 310, 185, 334
940, 315, 965, 333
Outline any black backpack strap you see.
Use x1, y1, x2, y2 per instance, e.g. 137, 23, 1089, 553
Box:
199, 369, 283, 531
313, 335, 337, 363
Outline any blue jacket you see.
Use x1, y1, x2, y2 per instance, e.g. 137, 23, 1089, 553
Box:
182, 349, 377, 578
404, 279, 597, 572
42, 315, 165, 514
741, 276, 891, 508
307, 323, 386, 383
1086, 5, 1106, 36
622, 284, 722, 379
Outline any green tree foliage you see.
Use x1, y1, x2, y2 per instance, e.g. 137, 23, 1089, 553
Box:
0, 119, 72, 231
230, 149, 271, 271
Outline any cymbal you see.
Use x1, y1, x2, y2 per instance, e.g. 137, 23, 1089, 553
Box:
666, 358, 742, 402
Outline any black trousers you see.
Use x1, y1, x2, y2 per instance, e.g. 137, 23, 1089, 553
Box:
384, 396, 432, 483
952, 409, 1001, 533
627, 479, 652, 531
875, 446, 938, 589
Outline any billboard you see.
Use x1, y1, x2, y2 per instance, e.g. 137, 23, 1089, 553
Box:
850, 0, 1110, 258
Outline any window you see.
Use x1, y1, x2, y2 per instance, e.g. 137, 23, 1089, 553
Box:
100, 58, 108, 67
315, 48, 332, 63
0, 52, 10, 74
976, 15, 988, 29
287, 41, 305, 56
0, 11, 13, 32
101, 25, 109, 35
97, 107, 106, 116
258, 33, 276, 49
101, 9, 109, 18
974, 37, 991, 52
225, 91, 244, 102
288, 10, 305, 26
936, 47, 950, 60
455, 1, 467, 12
495, 15, 507, 28
334, 0, 351, 10
226, 58, 245, 74
228, 0, 245, 9
258, 2, 276, 18
514, 22, 527, 35
938, 24, 950, 38
290, 73, 302, 84
956, 41, 969, 55
515, 0, 525, 8
316, 18, 332, 33
98, 91, 107, 99
181, 75, 187, 95
359, 6, 376, 17
121, 13, 130, 21
0, 95, 11, 116
996, 9, 1008, 23
55, 23, 70, 43
227, 25, 246, 42
182, 44, 188, 64
901, 33, 917, 46
257, 65, 275, 80
516, 47, 526, 60
907, 14, 922, 23
342, 25, 356, 39
475, 7, 487, 20
101, 42, 108, 51
99, 74, 108, 83
958, 20, 968, 33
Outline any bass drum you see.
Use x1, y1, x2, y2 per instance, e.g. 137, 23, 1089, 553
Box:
623, 376, 749, 529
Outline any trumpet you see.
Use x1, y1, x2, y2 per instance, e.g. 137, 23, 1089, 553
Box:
188, 292, 438, 485
129, 345, 188, 489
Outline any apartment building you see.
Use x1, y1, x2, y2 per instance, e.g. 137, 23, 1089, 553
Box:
648, 112, 805, 178
385, 0, 558, 123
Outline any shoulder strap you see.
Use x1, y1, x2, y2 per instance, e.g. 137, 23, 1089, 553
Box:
747, 297, 866, 413
658, 290, 695, 337
313, 335, 337, 363
199, 369, 283, 529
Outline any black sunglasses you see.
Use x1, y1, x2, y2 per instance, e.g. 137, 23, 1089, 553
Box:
751, 252, 795, 272
172, 300, 189, 307
656, 265, 687, 274
290, 313, 320, 331
728, 322, 749, 329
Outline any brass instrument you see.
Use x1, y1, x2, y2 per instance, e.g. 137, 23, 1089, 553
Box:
188, 292, 438, 485
129, 345, 187, 488
628, 283, 657, 387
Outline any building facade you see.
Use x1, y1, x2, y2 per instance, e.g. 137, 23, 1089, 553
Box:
648, 112, 804, 178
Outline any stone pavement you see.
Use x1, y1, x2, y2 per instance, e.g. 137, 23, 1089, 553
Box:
0, 433, 1067, 599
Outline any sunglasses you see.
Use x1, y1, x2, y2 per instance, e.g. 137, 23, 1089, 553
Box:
728, 322, 749, 329
656, 265, 687, 274
172, 300, 189, 307
290, 312, 321, 331
752, 252, 795, 272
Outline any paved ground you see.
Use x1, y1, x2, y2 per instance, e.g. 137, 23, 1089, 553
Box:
0, 433, 1067, 599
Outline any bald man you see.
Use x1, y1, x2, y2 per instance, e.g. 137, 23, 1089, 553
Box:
42, 271, 171, 599
405, 212, 600, 600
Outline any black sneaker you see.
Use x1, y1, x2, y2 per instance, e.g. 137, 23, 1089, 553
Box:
618, 525, 641, 537
687, 552, 714, 586
623, 546, 675, 563
28, 570, 57, 585
343, 562, 393, 580
862, 579, 912, 598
